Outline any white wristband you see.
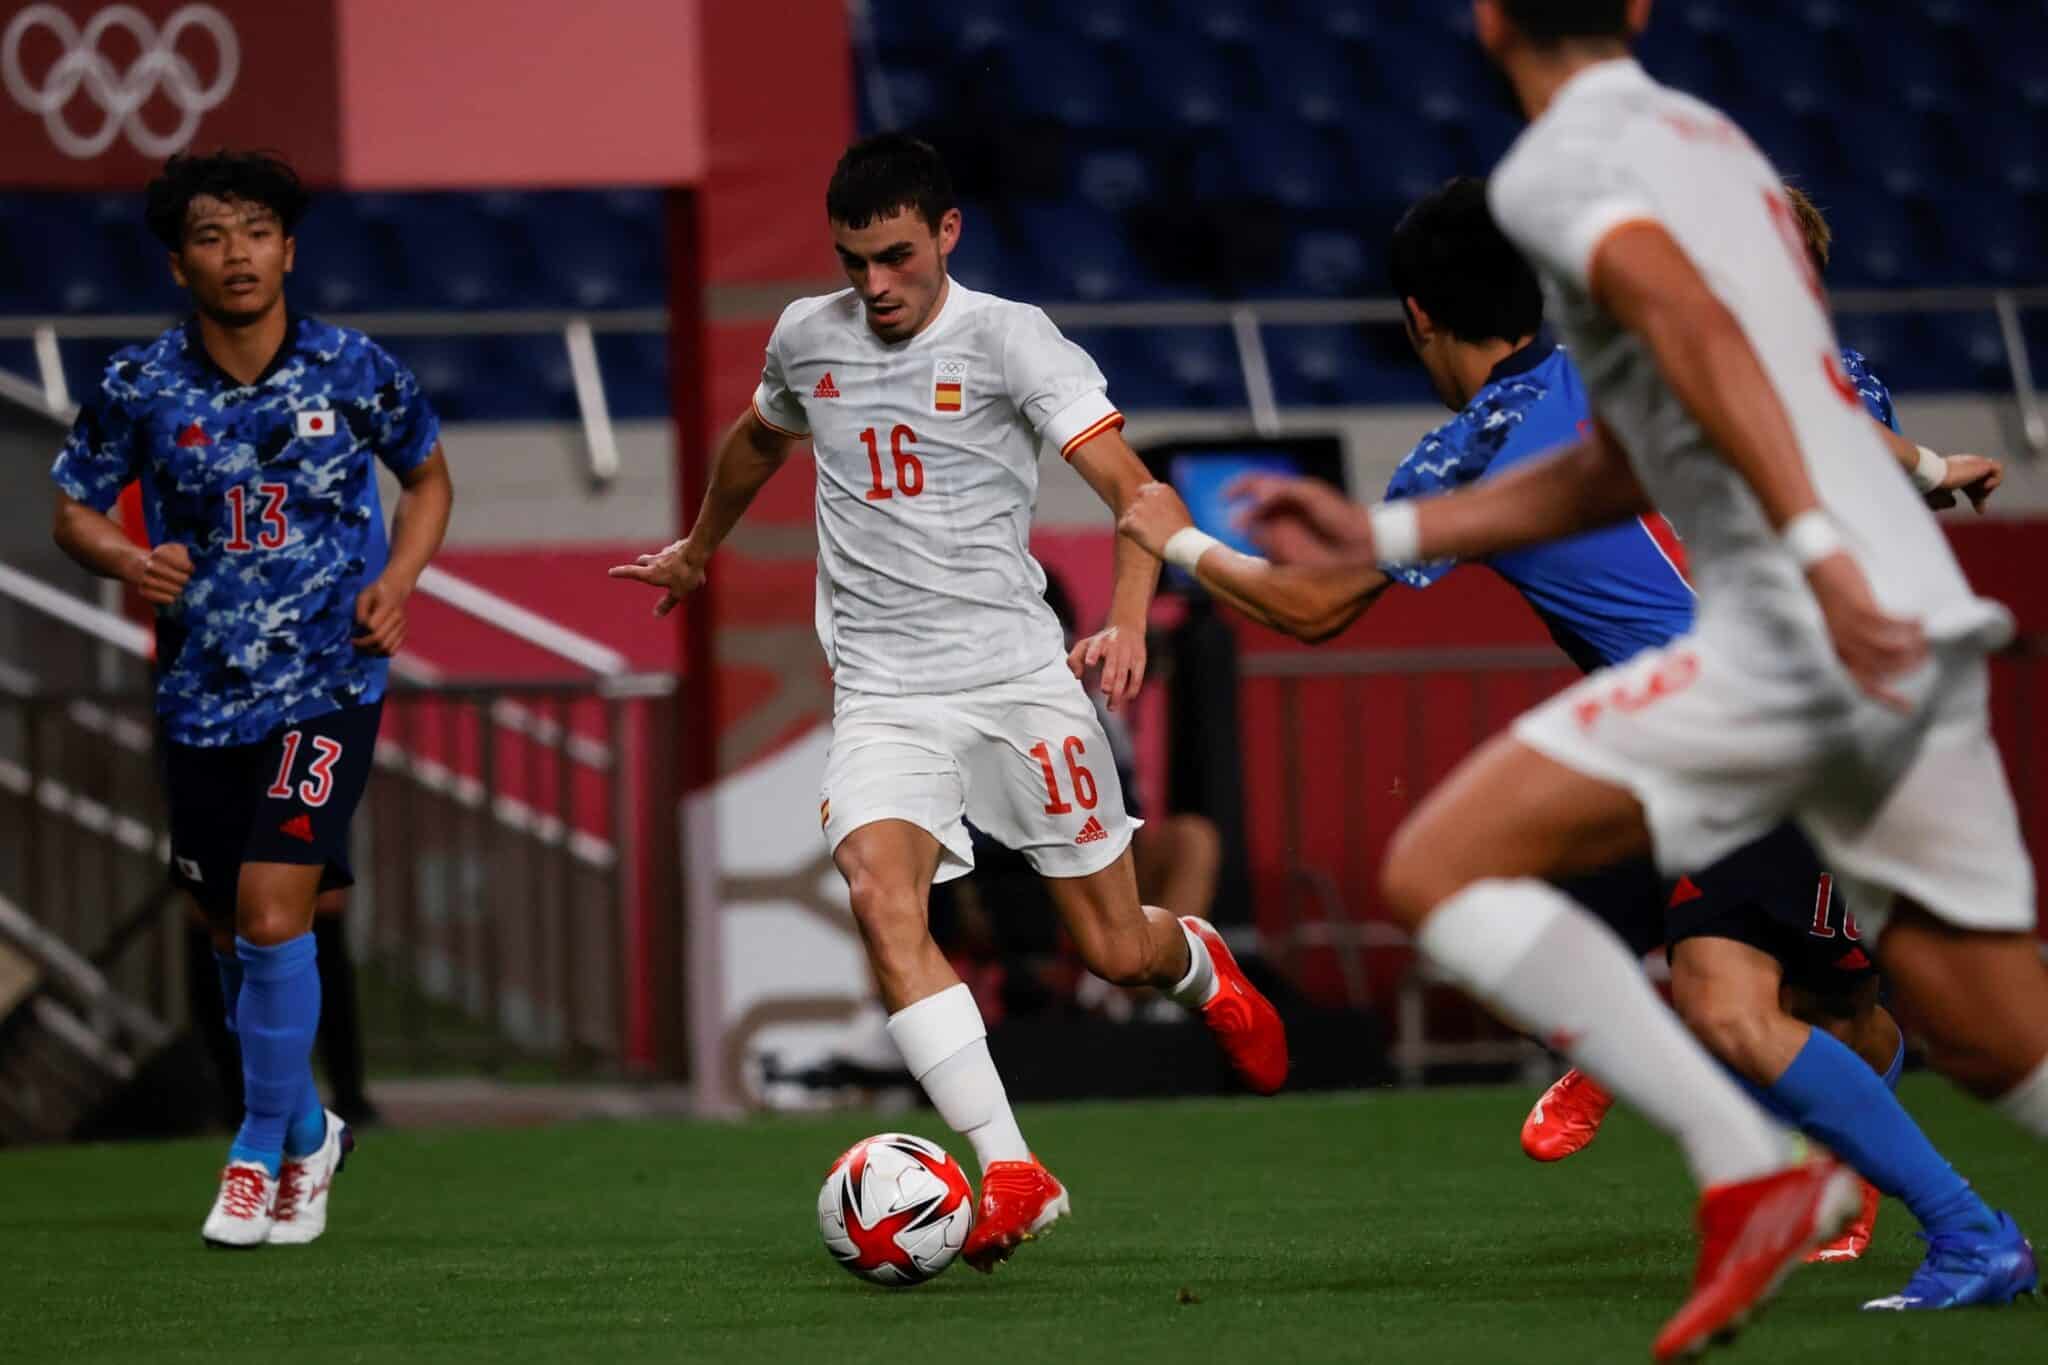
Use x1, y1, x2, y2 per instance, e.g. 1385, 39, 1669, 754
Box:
1368, 501, 1423, 566
1162, 527, 1222, 573
1911, 444, 1948, 494
1782, 510, 1844, 568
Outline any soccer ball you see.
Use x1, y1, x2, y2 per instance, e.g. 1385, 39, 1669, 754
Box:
817, 1132, 975, 1286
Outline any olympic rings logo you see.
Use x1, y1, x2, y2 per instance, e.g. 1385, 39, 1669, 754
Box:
2, 4, 239, 160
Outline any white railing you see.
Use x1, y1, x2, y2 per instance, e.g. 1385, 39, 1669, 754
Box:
8, 287, 2043, 458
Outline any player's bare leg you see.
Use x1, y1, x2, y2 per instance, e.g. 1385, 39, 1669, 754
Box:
1131, 813, 1222, 919
1877, 904, 2048, 1114
1380, 732, 1853, 1359
834, 819, 1063, 1271
1044, 850, 1287, 1094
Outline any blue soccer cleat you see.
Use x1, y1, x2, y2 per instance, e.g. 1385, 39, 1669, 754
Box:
1863, 1211, 2039, 1311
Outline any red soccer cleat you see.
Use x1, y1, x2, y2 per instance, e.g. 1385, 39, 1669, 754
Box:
1653, 1157, 1860, 1361
1521, 1068, 1616, 1162
1182, 917, 1288, 1095
962, 1159, 1070, 1272
1807, 1179, 1881, 1263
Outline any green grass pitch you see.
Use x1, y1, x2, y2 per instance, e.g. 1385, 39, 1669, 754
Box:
3, 1078, 2041, 1364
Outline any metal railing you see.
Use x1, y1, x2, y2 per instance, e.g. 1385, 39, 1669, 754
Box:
1241, 640, 2048, 1084
8, 285, 2043, 457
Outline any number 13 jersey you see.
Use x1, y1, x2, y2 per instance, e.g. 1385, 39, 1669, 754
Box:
752, 281, 1124, 696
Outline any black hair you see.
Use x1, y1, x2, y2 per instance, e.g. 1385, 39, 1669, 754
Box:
825, 134, 956, 231
1497, 0, 1631, 42
1388, 177, 1544, 345
144, 150, 309, 250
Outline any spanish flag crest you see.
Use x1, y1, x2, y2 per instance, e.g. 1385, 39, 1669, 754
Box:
933, 357, 968, 413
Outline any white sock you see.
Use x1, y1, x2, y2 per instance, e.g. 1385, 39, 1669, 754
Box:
1167, 919, 1219, 1008
1418, 877, 1791, 1188
1995, 1052, 2048, 1139
886, 983, 1030, 1169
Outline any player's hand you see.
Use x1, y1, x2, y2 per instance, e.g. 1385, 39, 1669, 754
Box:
1069, 625, 1147, 711
127, 542, 193, 607
1806, 552, 1927, 712
1226, 475, 1371, 566
1925, 453, 2002, 513
352, 574, 411, 655
1116, 481, 1193, 559
607, 538, 706, 617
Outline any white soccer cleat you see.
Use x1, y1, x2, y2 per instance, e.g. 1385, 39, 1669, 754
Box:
202, 1161, 278, 1248
268, 1108, 354, 1246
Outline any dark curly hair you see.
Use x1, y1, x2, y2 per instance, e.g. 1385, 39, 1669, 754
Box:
144, 150, 309, 250
1389, 177, 1544, 345
1498, 0, 1632, 42
825, 134, 955, 231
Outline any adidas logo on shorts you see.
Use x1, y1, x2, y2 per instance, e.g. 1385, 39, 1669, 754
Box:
1074, 816, 1108, 845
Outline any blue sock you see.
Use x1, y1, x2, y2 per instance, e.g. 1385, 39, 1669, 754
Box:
1747, 1027, 1997, 1240
284, 1075, 327, 1158
1883, 1035, 1906, 1091
214, 952, 243, 1035
228, 933, 321, 1176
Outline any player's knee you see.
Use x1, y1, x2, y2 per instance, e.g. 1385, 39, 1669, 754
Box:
1673, 988, 1775, 1080
844, 872, 926, 955
235, 895, 310, 947
1381, 822, 1454, 929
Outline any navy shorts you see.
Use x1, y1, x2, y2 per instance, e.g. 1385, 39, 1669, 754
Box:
162, 701, 382, 918
1562, 822, 1878, 1001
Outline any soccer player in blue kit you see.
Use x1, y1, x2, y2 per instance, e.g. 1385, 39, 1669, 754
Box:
49, 152, 453, 1247
1119, 177, 2031, 1310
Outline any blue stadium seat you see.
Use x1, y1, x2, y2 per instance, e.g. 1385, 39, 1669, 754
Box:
999, 36, 1117, 132
1013, 204, 1169, 302
1287, 229, 1378, 300
1072, 143, 1156, 214
1822, 189, 1930, 288
1039, 0, 1145, 48
1338, 113, 1466, 207
596, 330, 668, 420
1116, 325, 1245, 409
1267, 323, 1433, 407
947, 199, 1027, 299
523, 193, 665, 310
868, 68, 946, 132
1129, 34, 1246, 131
293, 197, 387, 313
1943, 191, 2042, 284
1253, 35, 1370, 127
1193, 117, 1348, 215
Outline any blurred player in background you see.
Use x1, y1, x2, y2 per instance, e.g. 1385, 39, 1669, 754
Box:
1123, 174, 2020, 1276
49, 152, 452, 1247
1133, 0, 2048, 1352
610, 135, 1284, 1270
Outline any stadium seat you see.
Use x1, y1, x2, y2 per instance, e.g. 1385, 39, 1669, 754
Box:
1129, 34, 1247, 131
1287, 229, 1378, 300
1115, 325, 1245, 410
1072, 143, 1156, 214
1192, 117, 1349, 216
998, 36, 1118, 132
1338, 113, 1468, 207
1253, 35, 1372, 127
1267, 323, 1434, 407
1012, 204, 1171, 303
1943, 191, 2041, 284
947, 199, 1027, 299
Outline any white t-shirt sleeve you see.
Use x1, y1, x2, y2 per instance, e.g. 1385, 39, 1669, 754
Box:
1489, 133, 1661, 293
751, 306, 810, 438
1001, 306, 1122, 458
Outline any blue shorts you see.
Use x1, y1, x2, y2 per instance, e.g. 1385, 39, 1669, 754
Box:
162, 701, 382, 918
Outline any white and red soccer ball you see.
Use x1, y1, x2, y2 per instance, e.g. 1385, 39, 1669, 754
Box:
817, 1133, 974, 1286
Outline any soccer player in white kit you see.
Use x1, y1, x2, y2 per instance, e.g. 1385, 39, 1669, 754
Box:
610, 135, 1287, 1270
1126, 2, 2047, 1356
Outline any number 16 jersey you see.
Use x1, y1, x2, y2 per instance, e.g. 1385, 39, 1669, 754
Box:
752, 281, 1124, 696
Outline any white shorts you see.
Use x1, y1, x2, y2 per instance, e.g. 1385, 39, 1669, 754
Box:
820, 657, 1138, 883
1513, 624, 2035, 940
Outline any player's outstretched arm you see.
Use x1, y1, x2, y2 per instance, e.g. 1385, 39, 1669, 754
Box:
355, 445, 453, 656
608, 407, 799, 617
1870, 420, 2003, 513
1066, 429, 1161, 709
1588, 221, 1926, 705
1118, 482, 1390, 643
51, 491, 191, 606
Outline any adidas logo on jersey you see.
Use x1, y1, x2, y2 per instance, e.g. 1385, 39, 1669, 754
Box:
812, 372, 841, 399
279, 813, 315, 843
1074, 816, 1108, 845
176, 421, 211, 447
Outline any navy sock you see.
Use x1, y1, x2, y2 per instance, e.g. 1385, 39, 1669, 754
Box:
214, 952, 244, 1036
1748, 1027, 1996, 1239
228, 933, 321, 1175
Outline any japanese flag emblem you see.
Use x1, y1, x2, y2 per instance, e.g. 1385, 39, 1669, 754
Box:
296, 409, 337, 438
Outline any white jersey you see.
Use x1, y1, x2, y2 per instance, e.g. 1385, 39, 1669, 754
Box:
753, 281, 1124, 695
1488, 58, 2009, 666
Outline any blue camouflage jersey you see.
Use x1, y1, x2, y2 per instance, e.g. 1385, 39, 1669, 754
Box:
1839, 347, 1899, 432
1383, 335, 1695, 672
51, 315, 439, 747
1383, 338, 1904, 674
